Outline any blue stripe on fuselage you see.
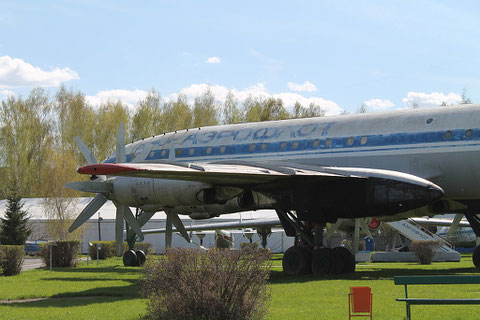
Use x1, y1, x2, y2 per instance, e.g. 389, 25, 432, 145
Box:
104, 128, 479, 163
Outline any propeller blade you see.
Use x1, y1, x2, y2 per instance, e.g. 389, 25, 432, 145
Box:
116, 123, 126, 163
69, 193, 107, 232
117, 204, 144, 241
168, 211, 190, 243
75, 136, 97, 165
65, 181, 112, 194
115, 207, 124, 256
137, 211, 156, 228
447, 213, 464, 238
165, 212, 173, 248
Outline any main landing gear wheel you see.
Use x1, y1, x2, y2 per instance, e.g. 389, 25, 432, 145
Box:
333, 246, 355, 274
123, 250, 138, 267
282, 246, 312, 276
473, 246, 480, 269
136, 250, 146, 266
312, 248, 343, 276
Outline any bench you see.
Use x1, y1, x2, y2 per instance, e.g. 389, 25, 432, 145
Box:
394, 275, 480, 320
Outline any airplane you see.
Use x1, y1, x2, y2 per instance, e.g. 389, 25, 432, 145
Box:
66, 104, 480, 275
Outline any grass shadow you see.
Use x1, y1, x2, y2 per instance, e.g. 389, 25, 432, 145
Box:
3, 295, 139, 310
3, 283, 141, 309
38, 265, 141, 275
268, 266, 479, 284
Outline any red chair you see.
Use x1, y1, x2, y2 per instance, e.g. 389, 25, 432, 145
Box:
348, 286, 373, 319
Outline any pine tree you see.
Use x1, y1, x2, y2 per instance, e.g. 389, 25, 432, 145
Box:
0, 180, 32, 245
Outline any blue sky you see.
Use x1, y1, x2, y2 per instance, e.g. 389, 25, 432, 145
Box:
1, 0, 480, 114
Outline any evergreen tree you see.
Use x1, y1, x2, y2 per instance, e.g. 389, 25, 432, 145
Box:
0, 180, 32, 245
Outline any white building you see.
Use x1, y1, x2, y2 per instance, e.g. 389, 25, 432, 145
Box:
0, 198, 293, 253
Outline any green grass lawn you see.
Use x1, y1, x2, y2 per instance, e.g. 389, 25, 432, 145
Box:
0, 254, 479, 319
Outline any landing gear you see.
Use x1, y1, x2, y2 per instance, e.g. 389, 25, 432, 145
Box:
282, 246, 312, 275
464, 213, 480, 269
282, 245, 354, 276
276, 209, 356, 276
123, 250, 138, 266
122, 210, 148, 267
312, 248, 344, 276
334, 246, 355, 273
473, 246, 480, 269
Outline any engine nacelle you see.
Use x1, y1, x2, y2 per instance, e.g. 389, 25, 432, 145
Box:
112, 177, 213, 207
171, 190, 277, 219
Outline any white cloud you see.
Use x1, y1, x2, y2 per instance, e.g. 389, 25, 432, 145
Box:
363, 98, 395, 111
86, 83, 343, 115
171, 82, 342, 115
205, 56, 221, 64
0, 89, 15, 98
287, 81, 317, 92
402, 91, 462, 108
0, 56, 79, 88
86, 89, 149, 109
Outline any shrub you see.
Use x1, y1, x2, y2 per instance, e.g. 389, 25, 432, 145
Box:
411, 241, 439, 265
88, 241, 154, 259
140, 247, 271, 320
135, 242, 154, 255
240, 242, 258, 249
39, 241, 80, 267
0, 245, 24, 276
88, 241, 118, 260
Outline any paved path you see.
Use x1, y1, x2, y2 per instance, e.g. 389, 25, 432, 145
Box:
22, 257, 44, 271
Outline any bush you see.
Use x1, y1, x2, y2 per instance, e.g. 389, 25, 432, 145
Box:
135, 242, 154, 255
0, 245, 24, 276
88, 241, 118, 260
88, 241, 154, 259
411, 241, 439, 265
140, 247, 271, 320
240, 242, 258, 249
39, 241, 80, 267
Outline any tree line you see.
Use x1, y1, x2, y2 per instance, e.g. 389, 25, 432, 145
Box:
0, 86, 326, 199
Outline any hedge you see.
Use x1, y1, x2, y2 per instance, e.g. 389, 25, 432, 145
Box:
39, 241, 80, 267
0, 245, 24, 276
88, 241, 154, 260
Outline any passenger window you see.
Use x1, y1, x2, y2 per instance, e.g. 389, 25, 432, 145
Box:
189, 148, 195, 155
347, 137, 354, 145
292, 141, 299, 149
280, 142, 287, 149
325, 138, 332, 147
465, 129, 473, 139
219, 145, 226, 154
206, 147, 212, 155
360, 137, 368, 145
176, 149, 182, 156
249, 144, 256, 152
313, 139, 320, 148
444, 130, 452, 140
261, 143, 267, 151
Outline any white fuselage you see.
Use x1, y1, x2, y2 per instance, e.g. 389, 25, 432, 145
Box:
106, 105, 480, 204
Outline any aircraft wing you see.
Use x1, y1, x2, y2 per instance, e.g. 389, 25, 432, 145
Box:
77, 160, 443, 218
411, 217, 470, 227
77, 161, 439, 188
142, 218, 281, 235
142, 216, 470, 235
